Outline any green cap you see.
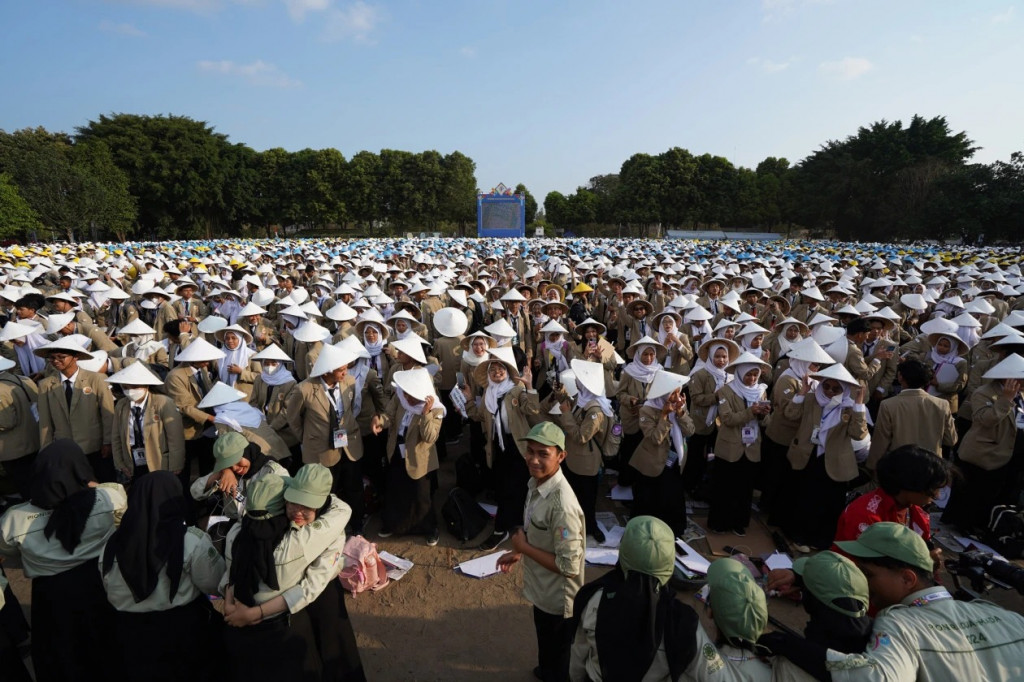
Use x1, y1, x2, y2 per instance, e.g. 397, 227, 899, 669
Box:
619, 516, 676, 587
835, 522, 934, 574
706, 558, 767, 644
245, 474, 288, 521
519, 421, 565, 450
793, 551, 869, 618
213, 431, 249, 472
284, 463, 333, 510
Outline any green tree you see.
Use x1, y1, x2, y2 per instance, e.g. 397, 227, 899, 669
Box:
514, 183, 538, 224
544, 191, 569, 230
439, 151, 477, 235
0, 172, 43, 239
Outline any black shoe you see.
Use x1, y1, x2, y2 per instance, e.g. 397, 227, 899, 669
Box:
478, 531, 508, 551
532, 666, 544, 681
426, 529, 440, 546
733, 527, 746, 537
378, 527, 393, 538
592, 526, 606, 544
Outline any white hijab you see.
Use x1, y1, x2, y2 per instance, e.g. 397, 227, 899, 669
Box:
213, 400, 264, 430
260, 362, 295, 388
219, 333, 255, 386
14, 333, 47, 376
624, 346, 662, 383
544, 335, 569, 372
484, 365, 517, 450
395, 385, 446, 436
348, 358, 369, 414
813, 382, 854, 455
645, 394, 687, 466
728, 364, 767, 404
576, 383, 614, 418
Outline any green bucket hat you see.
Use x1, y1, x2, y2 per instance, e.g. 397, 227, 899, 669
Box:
284, 463, 333, 510
619, 516, 676, 587
793, 551, 869, 618
518, 421, 565, 450
834, 522, 933, 574
706, 558, 767, 644
212, 431, 249, 472
245, 474, 288, 521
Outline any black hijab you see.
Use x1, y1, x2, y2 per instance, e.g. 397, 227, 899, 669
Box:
229, 504, 290, 608
571, 566, 700, 682
31, 439, 98, 554
101, 471, 187, 603
802, 590, 873, 654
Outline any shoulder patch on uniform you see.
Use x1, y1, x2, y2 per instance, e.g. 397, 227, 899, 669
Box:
702, 643, 724, 673
718, 398, 727, 404
591, 413, 598, 420
783, 388, 792, 394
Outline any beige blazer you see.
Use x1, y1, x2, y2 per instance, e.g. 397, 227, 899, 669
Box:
248, 377, 299, 447
688, 368, 721, 437
172, 298, 209, 322
0, 373, 39, 461
466, 385, 541, 467
558, 402, 606, 476
286, 375, 363, 467
786, 397, 869, 483
615, 374, 654, 435
764, 374, 803, 445
713, 384, 766, 463
378, 398, 443, 480
165, 365, 214, 440
632, 405, 695, 477
867, 389, 957, 468
111, 394, 186, 476
958, 382, 1018, 471
37, 368, 114, 454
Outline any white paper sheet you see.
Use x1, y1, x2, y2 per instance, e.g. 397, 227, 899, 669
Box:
379, 551, 414, 581
764, 551, 793, 571
609, 485, 633, 501
456, 550, 509, 578
675, 538, 711, 575
954, 535, 1006, 559
599, 525, 625, 549
586, 548, 619, 566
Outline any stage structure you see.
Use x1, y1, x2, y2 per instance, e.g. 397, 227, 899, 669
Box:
477, 183, 526, 238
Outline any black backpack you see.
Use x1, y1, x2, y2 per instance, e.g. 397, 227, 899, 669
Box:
442, 487, 490, 542
986, 505, 1024, 559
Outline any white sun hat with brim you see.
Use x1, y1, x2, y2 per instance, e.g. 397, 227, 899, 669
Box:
459, 331, 495, 352
33, 337, 94, 360
335, 334, 371, 360
118, 318, 158, 336
474, 347, 521, 386
309, 343, 357, 378
950, 312, 982, 329
433, 307, 469, 338
570, 358, 607, 397
216, 324, 255, 345
982, 323, 1024, 341
197, 316, 229, 335
736, 321, 770, 338
811, 325, 849, 364
46, 292, 80, 306
325, 301, 357, 322
392, 367, 437, 402
251, 289, 275, 307
697, 337, 741, 363
537, 319, 569, 335
252, 343, 292, 363
43, 312, 76, 335
77, 350, 108, 373
626, 335, 667, 361
297, 302, 323, 319
174, 337, 227, 363
385, 309, 420, 328
484, 318, 517, 338
106, 361, 164, 386
807, 313, 837, 328
0, 357, 16, 372
725, 351, 771, 373
927, 331, 969, 355
809, 362, 860, 388
237, 302, 268, 317
647, 369, 690, 400
389, 335, 428, 364
990, 334, 1024, 350
786, 338, 836, 365
130, 280, 154, 296
292, 320, 331, 344
982, 353, 1024, 380
354, 318, 389, 342
197, 381, 248, 409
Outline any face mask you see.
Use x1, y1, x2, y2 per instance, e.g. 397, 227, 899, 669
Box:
827, 394, 843, 408
127, 388, 148, 403
264, 363, 281, 375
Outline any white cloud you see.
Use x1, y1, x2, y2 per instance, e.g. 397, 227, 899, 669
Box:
459, 46, 476, 59
323, 1, 379, 43
283, 0, 329, 22
818, 57, 873, 80
197, 59, 302, 88
99, 20, 147, 37
761, 0, 833, 21
116, 0, 233, 11
992, 6, 1015, 24
747, 56, 795, 73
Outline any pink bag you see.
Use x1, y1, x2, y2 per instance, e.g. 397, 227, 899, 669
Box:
337, 535, 389, 596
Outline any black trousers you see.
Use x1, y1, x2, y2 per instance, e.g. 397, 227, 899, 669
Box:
305, 579, 366, 682
533, 606, 571, 682
562, 465, 598, 539
86, 450, 117, 484
382, 447, 437, 536
632, 462, 687, 537
682, 429, 716, 494
492, 435, 529, 533
329, 455, 365, 535
616, 430, 643, 487
2, 451, 36, 499
785, 455, 849, 549
707, 455, 757, 532
759, 436, 791, 522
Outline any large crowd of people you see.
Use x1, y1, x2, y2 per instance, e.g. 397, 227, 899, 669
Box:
1, 236, 1024, 681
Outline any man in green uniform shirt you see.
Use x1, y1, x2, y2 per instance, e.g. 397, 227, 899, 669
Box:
763, 522, 1024, 680
498, 421, 586, 682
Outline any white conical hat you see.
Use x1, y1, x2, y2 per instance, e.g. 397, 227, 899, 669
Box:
0, 356, 16, 372
251, 289, 275, 307
982, 353, 1024, 380
807, 312, 837, 328
237, 302, 268, 317
309, 343, 357, 377
292, 320, 331, 344
43, 312, 76, 335
32, 336, 93, 359
335, 334, 370, 360
197, 316, 229, 334
251, 343, 292, 363
118, 318, 157, 336
389, 335, 428, 364
538, 319, 569, 335
570, 358, 606, 397
983, 323, 1023, 340
278, 304, 308, 320
432, 307, 468, 338
174, 337, 226, 363
920, 317, 958, 335
106, 361, 164, 386
950, 312, 981, 329
557, 368, 579, 399
899, 293, 927, 311
392, 367, 436, 402
447, 289, 468, 308
197, 381, 247, 409
725, 351, 771, 372
78, 350, 108, 373
964, 298, 996, 315
647, 369, 690, 400
484, 318, 516, 338
737, 321, 769, 338
325, 300, 357, 322
683, 307, 712, 322
500, 288, 527, 302
786, 338, 836, 364
810, 362, 860, 387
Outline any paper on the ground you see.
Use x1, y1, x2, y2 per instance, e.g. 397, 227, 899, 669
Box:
681, 519, 706, 544
599, 524, 625, 548
954, 535, 1006, 559
456, 550, 509, 578
478, 502, 497, 517
764, 551, 793, 571
586, 548, 619, 566
379, 551, 414, 581
675, 538, 711, 575
609, 485, 633, 501
206, 514, 229, 531
595, 511, 619, 527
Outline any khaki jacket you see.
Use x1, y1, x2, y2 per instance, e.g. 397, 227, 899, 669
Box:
688, 368, 720, 437
111, 394, 186, 476
713, 384, 766, 463
0, 373, 39, 461
214, 420, 291, 462
354, 370, 386, 435
785, 396, 869, 482
558, 402, 606, 476
867, 389, 956, 468
172, 297, 209, 322
286, 375, 364, 467
248, 377, 299, 447
38, 368, 114, 454
764, 373, 803, 445
379, 398, 443, 480
434, 335, 464, 390
632, 405, 695, 477
466, 384, 541, 467
923, 356, 968, 414
165, 365, 215, 440
615, 374, 654, 434
958, 382, 1018, 471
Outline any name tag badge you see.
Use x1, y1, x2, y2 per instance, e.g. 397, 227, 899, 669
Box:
810, 426, 821, 445
741, 425, 758, 445
333, 428, 349, 450
132, 447, 147, 466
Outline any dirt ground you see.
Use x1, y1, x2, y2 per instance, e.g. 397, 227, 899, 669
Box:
4, 434, 1023, 681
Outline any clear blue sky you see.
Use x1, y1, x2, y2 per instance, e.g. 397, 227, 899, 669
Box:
2, 1, 1020, 202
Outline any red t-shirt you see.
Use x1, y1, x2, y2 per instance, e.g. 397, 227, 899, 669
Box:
832, 487, 931, 551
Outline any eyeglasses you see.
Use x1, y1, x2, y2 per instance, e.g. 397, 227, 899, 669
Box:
49, 354, 72, 362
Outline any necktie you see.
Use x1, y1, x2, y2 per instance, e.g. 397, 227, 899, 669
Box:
196, 370, 208, 395
64, 379, 73, 409
711, 300, 718, 315
132, 406, 144, 446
